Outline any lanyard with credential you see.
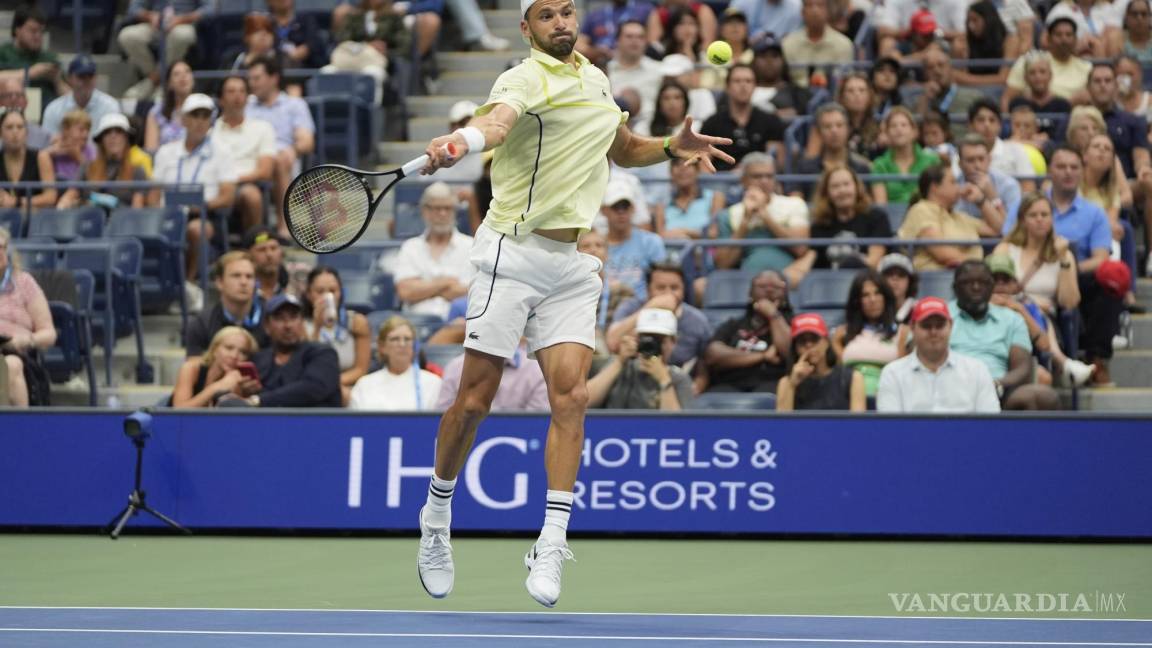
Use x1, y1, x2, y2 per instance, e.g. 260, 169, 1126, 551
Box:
412, 367, 422, 410
938, 84, 959, 112
176, 138, 210, 185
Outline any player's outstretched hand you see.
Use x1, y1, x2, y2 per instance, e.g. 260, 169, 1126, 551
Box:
670, 117, 735, 173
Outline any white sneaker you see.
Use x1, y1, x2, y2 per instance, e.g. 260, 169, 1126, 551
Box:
417, 507, 454, 599
477, 33, 510, 51
524, 538, 574, 608
184, 280, 204, 313
1063, 359, 1096, 387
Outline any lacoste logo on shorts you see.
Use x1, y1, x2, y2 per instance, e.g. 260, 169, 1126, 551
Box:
468, 332, 480, 340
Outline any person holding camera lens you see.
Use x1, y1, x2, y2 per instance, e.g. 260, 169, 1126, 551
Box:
587, 308, 693, 410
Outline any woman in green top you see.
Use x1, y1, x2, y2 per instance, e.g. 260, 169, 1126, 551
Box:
870, 107, 940, 206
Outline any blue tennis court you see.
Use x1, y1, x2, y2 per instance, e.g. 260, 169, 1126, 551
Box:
1, 608, 1148, 647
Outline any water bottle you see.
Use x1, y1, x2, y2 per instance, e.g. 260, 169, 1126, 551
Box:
323, 292, 337, 327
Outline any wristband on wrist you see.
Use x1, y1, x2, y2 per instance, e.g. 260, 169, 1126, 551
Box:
455, 126, 485, 154
663, 136, 677, 159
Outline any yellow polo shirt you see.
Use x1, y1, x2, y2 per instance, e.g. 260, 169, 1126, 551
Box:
478, 48, 625, 236
897, 200, 984, 271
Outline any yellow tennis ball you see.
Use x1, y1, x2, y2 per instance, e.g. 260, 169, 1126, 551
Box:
706, 41, 732, 65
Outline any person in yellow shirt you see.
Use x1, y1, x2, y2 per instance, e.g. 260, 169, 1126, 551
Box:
898, 164, 999, 271
412, 0, 733, 609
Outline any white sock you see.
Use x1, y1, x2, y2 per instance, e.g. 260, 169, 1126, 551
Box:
424, 474, 455, 527
540, 490, 574, 544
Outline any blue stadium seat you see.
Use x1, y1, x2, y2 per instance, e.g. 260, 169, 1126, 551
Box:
702, 307, 744, 329
42, 269, 97, 405
342, 274, 374, 314
691, 392, 777, 411
783, 117, 813, 173
107, 207, 189, 330
393, 202, 425, 239
12, 237, 60, 271
0, 208, 23, 237
703, 269, 755, 309
306, 73, 380, 165
28, 207, 106, 242
917, 271, 955, 300
794, 269, 857, 310
422, 343, 465, 369
882, 203, 908, 233
322, 249, 381, 276
370, 273, 397, 311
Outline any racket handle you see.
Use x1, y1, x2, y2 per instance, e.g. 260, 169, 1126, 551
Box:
401, 143, 459, 178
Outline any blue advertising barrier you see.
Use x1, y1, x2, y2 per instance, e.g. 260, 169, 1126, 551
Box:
1, 411, 1150, 537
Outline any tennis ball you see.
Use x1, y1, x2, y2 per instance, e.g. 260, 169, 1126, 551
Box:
706, 41, 732, 66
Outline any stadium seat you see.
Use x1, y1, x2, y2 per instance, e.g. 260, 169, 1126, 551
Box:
702, 269, 755, 309
322, 249, 381, 276
342, 274, 374, 314
422, 343, 465, 369
369, 273, 397, 311
691, 392, 777, 411
783, 117, 813, 173
882, 203, 908, 233
28, 207, 106, 242
917, 271, 955, 300
0, 208, 23, 237
702, 307, 744, 329
306, 73, 380, 165
794, 269, 857, 310
12, 237, 61, 271
41, 269, 97, 406
392, 202, 425, 239
107, 207, 189, 330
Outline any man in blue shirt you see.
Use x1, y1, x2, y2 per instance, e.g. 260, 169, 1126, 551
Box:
948, 261, 1060, 410
604, 183, 667, 301
731, 0, 803, 43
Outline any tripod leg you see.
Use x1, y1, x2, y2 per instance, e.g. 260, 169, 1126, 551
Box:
106, 504, 132, 533
109, 504, 138, 540
138, 504, 191, 534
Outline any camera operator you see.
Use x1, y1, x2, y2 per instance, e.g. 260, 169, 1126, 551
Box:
587, 308, 693, 410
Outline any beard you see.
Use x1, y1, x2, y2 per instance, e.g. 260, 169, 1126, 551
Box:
531, 30, 575, 58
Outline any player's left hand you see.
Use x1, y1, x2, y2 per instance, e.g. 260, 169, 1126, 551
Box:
670, 118, 735, 173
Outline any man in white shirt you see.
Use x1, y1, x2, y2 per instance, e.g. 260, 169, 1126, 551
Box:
40, 55, 120, 136
1004, 19, 1092, 104
152, 93, 238, 298
607, 21, 663, 128
213, 75, 277, 232
393, 182, 475, 320
967, 98, 1037, 192
781, 0, 854, 88
876, 297, 1001, 413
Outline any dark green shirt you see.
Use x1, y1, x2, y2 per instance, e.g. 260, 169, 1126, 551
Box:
871, 144, 940, 205
0, 43, 60, 104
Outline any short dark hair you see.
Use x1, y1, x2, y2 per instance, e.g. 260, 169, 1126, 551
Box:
967, 98, 1000, 125
12, 5, 45, 39
726, 63, 756, 86
646, 261, 685, 288
249, 56, 282, 79
217, 74, 249, 98
1051, 144, 1083, 163
1090, 61, 1116, 78
917, 163, 949, 199
953, 259, 991, 284
616, 19, 646, 40
1047, 16, 1077, 36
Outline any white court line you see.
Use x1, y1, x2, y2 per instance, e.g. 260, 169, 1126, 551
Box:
0, 607, 1147, 623
0, 628, 1149, 645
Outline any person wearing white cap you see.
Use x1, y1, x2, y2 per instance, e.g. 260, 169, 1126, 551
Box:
587, 307, 692, 410
57, 113, 151, 210
152, 93, 238, 310
413, 0, 733, 609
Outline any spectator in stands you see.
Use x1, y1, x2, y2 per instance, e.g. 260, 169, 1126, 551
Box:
605, 183, 667, 300
607, 21, 664, 130
576, 229, 618, 339
171, 326, 259, 408
875, 0, 968, 60
919, 109, 956, 163
871, 107, 941, 205
144, 62, 194, 153
437, 340, 549, 411
750, 37, 810, 120
649, 0, 718, 54
117, 0, 208, 99
662, 9, 706, 61
41, 56, 119, 138
730, 0, 799, 43
653, 158, 725, 240
213, 75, 276, 232
1111, 0, 1152, 62
879, 253, 919, 323
0, 110, 56, 209
244, 225, 289, 301
898, 164, 994, 271
590, 308, 693, 410
152, 93, 238, 295
1081, 133, 1133, 246
781, 0, 854, 88
46, 111, 94, 195
57, 114, 151, 210
835, 75, 883, 161
1004, 20, 1092, 107
302, 266, 371, 405
832, 270, 906, 398
267, 0, 324, 69
701, 64, 784, 172
717, 153, 811, 284
232, 13, 283, 72
1116, 55, 1152, 123
776, 313, 866, 411
0, 6, 61, 105
185, 251, 269, 357
1006, 105, 1051, 174
246, 58, 315, 237
608, 262, 712, 380
795, 103, 871, 191
658, 54, 719, 126
966, 99, 1036, 192
349, 315, 441, 410
1044, 0, 1116, 58
990, 0, 1035, 59
876, 296, 1000, 412
802, 166, 891, 272
0, 225, 56, 407
578, 0, 656, 65
238, 294, 341, 407
393, 182, 473, 320
870, 57, 904, 117
1004, 53, 1075, 117
326, 0, 409, 92
953, 135, 1020, 234
949, 260, 1061, 409
0, 78, 49, 150
645, 80, 692, 138
330, 0, 450, 66
912, 45, 984, 128
1065, 105, 1108, 157
953, 0, 1009, 85
704, 270, 792, 393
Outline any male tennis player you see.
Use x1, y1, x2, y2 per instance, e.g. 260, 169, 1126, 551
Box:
415, 0, 734, 608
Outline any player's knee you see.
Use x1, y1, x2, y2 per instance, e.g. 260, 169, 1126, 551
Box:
455, 391, 492, 423
550, 382, 589, 414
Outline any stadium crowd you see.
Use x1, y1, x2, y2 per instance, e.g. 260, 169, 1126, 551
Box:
0, 0, 1150, 411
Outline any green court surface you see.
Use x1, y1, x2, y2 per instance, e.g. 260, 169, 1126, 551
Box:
2, 535, 1149, 617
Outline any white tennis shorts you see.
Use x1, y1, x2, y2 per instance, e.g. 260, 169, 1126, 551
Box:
463, 222, 603, 358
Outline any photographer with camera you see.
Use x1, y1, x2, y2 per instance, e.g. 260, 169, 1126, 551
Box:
588, 308, 693, 410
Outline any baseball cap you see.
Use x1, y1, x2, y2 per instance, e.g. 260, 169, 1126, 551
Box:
181, 93, 216, 115
93, 112, 131, 140
601, 181, 634, 207
790, 313, 829, 339
911, 297, 952, 323
1094, 259, 1131, 300
68, 54, 97, 77
660, 54, 696, 77
636, 308, 678, 336
449, 100, 478, 124
242, 224, 284, 250
985, 254, 1017, 278
266, 294, 303, 315
878, 253, 915, 275
872, 56, 901, 75
721, 7, 747, 23
752, 35, 783, 55
910, 9, 938, 36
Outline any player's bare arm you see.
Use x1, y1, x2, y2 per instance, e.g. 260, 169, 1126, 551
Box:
421, 104, 520, 174
607, 116, 735, 173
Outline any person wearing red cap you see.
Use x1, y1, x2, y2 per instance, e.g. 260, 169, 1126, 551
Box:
876, 296, 1001, 412
874, 0, 968, 60
775, 312, 865, 411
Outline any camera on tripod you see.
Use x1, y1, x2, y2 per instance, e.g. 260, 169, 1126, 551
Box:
106, 408, 189, 539
123, 409, 152, 442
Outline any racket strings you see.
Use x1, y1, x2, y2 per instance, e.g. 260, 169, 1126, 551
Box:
286, 168, 374, 253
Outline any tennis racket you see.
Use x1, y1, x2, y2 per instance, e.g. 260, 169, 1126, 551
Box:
284, 143, 457, 253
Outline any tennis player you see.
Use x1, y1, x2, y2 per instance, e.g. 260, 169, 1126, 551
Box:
415, 0, 734, 608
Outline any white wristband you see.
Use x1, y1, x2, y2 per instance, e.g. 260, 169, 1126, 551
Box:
454, 126, 485, 155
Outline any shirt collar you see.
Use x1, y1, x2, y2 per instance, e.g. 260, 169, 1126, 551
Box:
1046, 188, 1084, 217
912, 352, 955, 373
529, 47, 592, 73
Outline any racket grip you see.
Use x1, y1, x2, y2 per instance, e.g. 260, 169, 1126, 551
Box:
400, 143, 459, 178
